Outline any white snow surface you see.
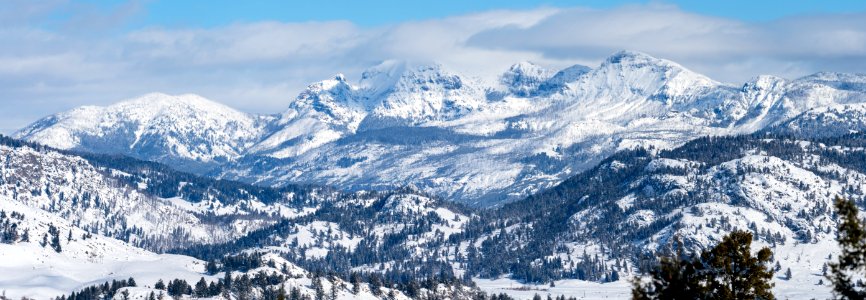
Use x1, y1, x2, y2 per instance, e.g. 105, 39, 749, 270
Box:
0, 199, 209, 300
0, 191, 463, 300
16, 93, 270, 166
0, 143, 282, 249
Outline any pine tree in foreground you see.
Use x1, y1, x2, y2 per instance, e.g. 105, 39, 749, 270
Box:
631, 254, 705, 299
632, 230, 775, 300
828, 197, 866, 299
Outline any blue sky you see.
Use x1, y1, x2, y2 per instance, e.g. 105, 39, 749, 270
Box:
2, 1, 866, 134
69, 0, 866, 28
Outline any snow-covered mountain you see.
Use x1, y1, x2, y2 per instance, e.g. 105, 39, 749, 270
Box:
362, 62, 489, 129
16, 93, 272, 173
16, 51, 866, 206
499, 61, 554, 97
772, 102, 866, 137
457, 132, 866, 298
9, 50, 866, 299
7, 130, 866, 299
0, 136, 483, 299
0, 136, 309, 251
0, 194, 469, 300
251, 74, 366, 158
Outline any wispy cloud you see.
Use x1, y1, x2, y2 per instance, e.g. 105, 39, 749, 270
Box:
1, 3, 865, 134
467, 4, 866, 81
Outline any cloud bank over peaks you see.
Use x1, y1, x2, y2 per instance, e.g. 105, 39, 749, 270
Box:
3, 3, 866, 134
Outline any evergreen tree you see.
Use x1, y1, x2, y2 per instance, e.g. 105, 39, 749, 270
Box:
235, 274, 252, 300
289, 287, 301, 300
206, 260, 219, 274
312, 276, 325, 300
154, 279, 166, 290
633, 230, 775, 300
277, 284, 287, 300
194, 277, 209, 297
167, 279, 192, 299
370, 273, 383, 296
221, 284, 232, 300
829, 197, 866, 299
350, 273, 361, 295
329, 282, 339, 300
223, 270, 233, 291
49, 225, 61, 252
701, 231, 775, 299
632, 255, 705, 300
209, 281, 221, 296
406, 280, 420, 298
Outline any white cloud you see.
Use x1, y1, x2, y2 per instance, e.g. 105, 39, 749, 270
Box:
1, 3, 865, 134
466, 4, 866, 82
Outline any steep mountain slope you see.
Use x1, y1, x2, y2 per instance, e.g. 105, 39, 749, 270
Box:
180, 132, 866, 299
0, 136, 321, 251
360, 63, 489, 129
0, 196, 471, 300
5, 126, 866, 299
17, 51, 866, 206
0, 135, 484, 299
16, 93, 271, 172
251, 75, 366, 158
453, 132, 866, 297
0, 138, 470, 295
533, 64, 592, 97
248, 61, 489, 160
499, 62, 554, 97
179, 188, 472, 278
772, 102, 866, 137
221, 51, 866, 206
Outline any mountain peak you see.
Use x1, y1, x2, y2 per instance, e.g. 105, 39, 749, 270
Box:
506, 61, 546, 73
303, 74, 354, 95
123, 92, 213, 105
533, 64, 591, 96
799, 71, 866, 82
604, 50, 660, 65
545, 50, 721, 112
599, 51, 699, 77
289, 72, 362, 116
743, 75, 787, 91
16, 93, 265, 167
596, 51, 706, 85
500, 61, 552, 97
357, 62, 486, 127
102, 93, 249, 121
359, 60, 407, 95
796, 72, 866, 92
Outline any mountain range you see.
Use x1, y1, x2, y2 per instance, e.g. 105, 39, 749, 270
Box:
5, 50, 866, 299
3, 124, 862, 299
18, 51, 866, 206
